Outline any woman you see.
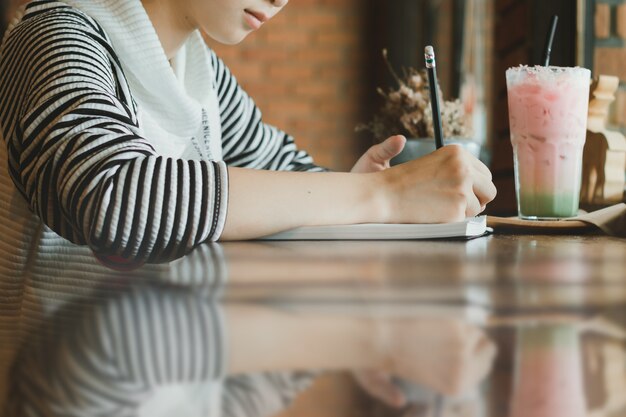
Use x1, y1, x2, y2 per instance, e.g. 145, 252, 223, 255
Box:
0, 1, 496, 413
0, 0, 496, 266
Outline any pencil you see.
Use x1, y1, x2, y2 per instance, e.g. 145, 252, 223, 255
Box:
424, 45, 445, 149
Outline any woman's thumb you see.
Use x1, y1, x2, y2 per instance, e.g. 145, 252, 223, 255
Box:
372, 135, 406, 162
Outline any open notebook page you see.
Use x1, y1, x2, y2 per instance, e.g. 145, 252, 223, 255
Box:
259, 216, 488, 241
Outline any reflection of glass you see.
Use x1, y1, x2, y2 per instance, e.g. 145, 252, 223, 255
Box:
509, 324, 587, 417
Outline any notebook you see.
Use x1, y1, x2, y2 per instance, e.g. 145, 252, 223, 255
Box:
259, 216, 489, 241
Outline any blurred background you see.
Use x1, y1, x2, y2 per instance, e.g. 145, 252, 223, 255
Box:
206, 0, 495, 172
207, 0, 626, 215
2, 0, 625, 214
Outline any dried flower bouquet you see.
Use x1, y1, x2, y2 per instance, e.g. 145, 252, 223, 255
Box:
358, 50, 472, 141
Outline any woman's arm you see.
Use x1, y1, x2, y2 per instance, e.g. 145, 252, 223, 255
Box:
211, 50, 324, 173
210, 51, 496, 240
221, 144, 495, 240
227, 304, 496, 397
9, 284, 493, 415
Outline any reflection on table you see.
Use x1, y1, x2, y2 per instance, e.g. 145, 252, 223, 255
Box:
0, 234, 624, 417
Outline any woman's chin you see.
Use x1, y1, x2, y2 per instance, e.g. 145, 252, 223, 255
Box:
204, 29, 250, 46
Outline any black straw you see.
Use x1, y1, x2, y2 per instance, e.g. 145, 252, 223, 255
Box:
424, 46, 445, 149
542, 15, 559, 66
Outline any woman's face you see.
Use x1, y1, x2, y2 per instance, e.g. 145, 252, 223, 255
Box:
186, 0, 288, 45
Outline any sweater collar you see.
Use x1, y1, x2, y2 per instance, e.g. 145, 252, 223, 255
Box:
56, 0, 222, 157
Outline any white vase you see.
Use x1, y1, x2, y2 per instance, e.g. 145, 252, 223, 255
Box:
391, 138, 481, 166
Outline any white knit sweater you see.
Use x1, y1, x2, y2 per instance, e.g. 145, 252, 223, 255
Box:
62, 0, 225, 161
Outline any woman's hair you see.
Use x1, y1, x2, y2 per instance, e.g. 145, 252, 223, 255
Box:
0, 0, 9, 36
1, 0, 18, 36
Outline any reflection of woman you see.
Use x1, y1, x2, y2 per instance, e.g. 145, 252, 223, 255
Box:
5, 285, 312, 417
6, 278, 495, 416
2, 242, 311, 417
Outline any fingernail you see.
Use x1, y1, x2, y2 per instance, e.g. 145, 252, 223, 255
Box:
394, 392, 407, 408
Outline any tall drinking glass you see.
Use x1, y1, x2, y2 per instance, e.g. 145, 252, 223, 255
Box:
506, 66, 591, 219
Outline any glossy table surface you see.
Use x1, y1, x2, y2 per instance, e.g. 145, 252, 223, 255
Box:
1, 234, 625, 417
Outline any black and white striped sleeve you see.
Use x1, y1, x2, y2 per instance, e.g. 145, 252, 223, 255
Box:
6, 284, 318, 417
0, 5, 228, 263
210, 50, 327, 173
7, 286, 227, 417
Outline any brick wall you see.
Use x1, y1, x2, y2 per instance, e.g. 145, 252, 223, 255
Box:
594, 0, 626, 133
205, 1, 369, 171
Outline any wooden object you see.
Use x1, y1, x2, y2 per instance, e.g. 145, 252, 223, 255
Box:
581, 75, 626, 205
585, 338, 626, 417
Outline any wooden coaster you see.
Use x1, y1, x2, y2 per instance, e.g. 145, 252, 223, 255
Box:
486, 216, 596, 233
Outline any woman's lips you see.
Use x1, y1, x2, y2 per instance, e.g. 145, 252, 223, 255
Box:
244, 9, 267, 30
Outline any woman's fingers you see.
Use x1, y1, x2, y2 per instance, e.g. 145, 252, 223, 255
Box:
353, 370, 407, 408
350, 135, 406, 173
444, 144, 491, 179
378, 143, 497, 224
465, 190, 482, 217
469, 152, 492, 180
372, 135, 406, 163
445, 145, 496, 209
444, 146, 495, 211
471, 172, 497, 208
443, 147, 495, 216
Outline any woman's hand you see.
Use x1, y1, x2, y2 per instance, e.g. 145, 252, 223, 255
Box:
377, 319, 497, 397
353, 370, 408, 409
351, 135, 407, 174
223, 137, 496, 240
352, 134, 497, 223
355, 318, 496, 408
375, 144, 497, 223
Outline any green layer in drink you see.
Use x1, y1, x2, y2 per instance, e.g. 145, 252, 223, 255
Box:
518, 324, 579, 349
518, 192, 579, 219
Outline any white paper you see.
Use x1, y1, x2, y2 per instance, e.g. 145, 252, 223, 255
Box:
259, 216, 488, 241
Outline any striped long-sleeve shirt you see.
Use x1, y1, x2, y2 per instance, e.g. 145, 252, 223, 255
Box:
5, 280, 316, 417
0, 0, 323, 264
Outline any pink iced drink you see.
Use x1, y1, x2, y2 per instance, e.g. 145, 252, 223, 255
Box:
506, 66, 591, 219
509, 325, 587, 417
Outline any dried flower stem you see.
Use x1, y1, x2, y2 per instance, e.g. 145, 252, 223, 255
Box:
382, 49, 404, 88
357, 49, 472, 142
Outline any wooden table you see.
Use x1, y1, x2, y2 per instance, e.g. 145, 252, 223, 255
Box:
219, 234, 626, 310
1, 233, 625, 417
